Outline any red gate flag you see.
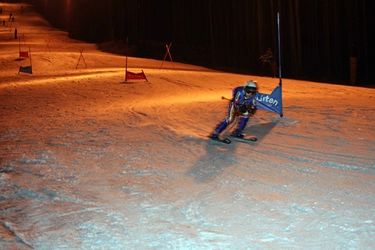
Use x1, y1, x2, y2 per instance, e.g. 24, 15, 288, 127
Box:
125, 70, 148, 82
19, 51, 29, 58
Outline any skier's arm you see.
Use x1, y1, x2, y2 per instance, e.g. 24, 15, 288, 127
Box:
232, 91, 242, 109
248, 99, 257, 115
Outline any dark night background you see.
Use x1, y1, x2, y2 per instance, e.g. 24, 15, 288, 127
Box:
16, 0, 375, 85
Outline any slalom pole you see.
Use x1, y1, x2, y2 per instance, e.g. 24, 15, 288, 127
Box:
277, 12, 283, 117
29, 46, 32, 68
125, 37, 128, 82
277, 12, 282, 87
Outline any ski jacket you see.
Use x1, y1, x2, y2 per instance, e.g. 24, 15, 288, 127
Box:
232, 86, 257, 114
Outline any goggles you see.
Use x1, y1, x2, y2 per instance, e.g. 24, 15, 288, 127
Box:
245, 87, 257, 94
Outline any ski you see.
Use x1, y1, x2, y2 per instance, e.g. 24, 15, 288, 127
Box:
229, 135, 257, 143
208, 136, 232, 144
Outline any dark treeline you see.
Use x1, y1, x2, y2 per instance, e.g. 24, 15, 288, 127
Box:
27, 0, 373, 85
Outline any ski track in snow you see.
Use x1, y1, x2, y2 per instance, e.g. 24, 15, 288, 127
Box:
1, 3, 375, 250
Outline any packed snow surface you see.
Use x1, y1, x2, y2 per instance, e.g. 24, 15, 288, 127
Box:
1, 3, 374, 250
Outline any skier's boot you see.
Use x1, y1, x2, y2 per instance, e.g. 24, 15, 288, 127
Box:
231, 129, 244, 138
209, 131, 219, 140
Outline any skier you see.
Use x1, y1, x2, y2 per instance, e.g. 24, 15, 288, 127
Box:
210, 80, 258, 139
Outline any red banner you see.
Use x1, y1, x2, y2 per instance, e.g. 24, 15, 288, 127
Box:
126, 70, 147, 81
19, 51, 29, 58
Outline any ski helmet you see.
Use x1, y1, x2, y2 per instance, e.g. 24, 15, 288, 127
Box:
244, 80, 257, 95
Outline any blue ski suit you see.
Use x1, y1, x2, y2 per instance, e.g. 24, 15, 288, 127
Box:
214, 86, 257, 135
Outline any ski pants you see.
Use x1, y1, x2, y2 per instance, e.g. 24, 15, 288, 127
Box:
215, 101, 249, 134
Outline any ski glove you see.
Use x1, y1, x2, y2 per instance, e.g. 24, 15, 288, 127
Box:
248, 105, 257, 114
238, 103, 256, 114
238, 104, 248, 113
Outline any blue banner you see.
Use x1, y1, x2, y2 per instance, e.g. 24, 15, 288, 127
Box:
19, 66, 33, 74
256, 85, 283, 116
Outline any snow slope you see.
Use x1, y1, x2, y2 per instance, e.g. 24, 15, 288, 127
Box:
1, 3, 375, 250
